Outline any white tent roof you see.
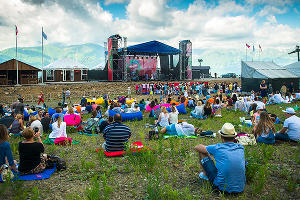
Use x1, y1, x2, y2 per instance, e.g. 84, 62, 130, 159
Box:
241, 61, 297, 79
44, 58, 88, 70
91, 62, 105, 70
284, 61, 300, 77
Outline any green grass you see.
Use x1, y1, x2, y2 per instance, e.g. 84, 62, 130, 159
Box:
1, 102, 300, 200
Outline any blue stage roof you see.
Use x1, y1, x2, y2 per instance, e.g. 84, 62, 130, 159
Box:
120, 40, 181, 55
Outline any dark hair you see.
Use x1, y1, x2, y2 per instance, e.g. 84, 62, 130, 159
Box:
113, 113, 122, 122
0, 124, 9, 143
221, 135, 235, 142
108, 116, 114, 123
55, 107, 62, 113
215, 99, 220, 104
91, 110, 97, 118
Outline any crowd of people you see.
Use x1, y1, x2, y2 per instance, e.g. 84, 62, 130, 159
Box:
0, 79, 299, 195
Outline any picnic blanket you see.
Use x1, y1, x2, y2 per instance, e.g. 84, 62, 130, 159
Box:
0, 165, 56, 182
163, 135, 198, 139
43, 138, 80, 145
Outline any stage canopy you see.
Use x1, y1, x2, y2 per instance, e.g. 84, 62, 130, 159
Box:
119, 40, 181, 55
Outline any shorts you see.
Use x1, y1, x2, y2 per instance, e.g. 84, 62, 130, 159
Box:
166, 124, 177, 135
201, 156, 217, 184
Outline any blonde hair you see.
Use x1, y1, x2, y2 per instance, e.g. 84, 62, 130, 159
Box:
22, 127, 34, 140
254, 111, 275, 137
29, 115, 37, 125
197, 101, 202, 106
16, 114, 23, 120
68, 107, 74, 115
56, 116, 62, 128
161, 106, 168, 114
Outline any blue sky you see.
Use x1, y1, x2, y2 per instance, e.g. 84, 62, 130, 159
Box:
0, 0, 299, 74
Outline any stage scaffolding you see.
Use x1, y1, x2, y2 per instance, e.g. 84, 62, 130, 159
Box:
179, 40, 192, 80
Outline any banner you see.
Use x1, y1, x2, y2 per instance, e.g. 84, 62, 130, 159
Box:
126, 56, 157, 78
107, 38, 113, 81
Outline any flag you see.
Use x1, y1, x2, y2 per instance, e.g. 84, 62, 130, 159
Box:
246, 43, 250, 48
42, 28, 47, 40
253, 45, 255, 52
259, 44, 262, 51
15, 25, 18, 36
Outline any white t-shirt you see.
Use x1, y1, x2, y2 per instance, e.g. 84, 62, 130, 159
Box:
30, 120, 43, 135
295, 93, 300, 99
194, 105, 204, 116
169, 111, 179, 124
49, 121, 67, 139
283, 115, 300, 141
159, 113, 169, 127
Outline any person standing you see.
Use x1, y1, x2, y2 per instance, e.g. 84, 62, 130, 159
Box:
280, 83, 287, 97
194, 123, 246, 194
288, 82, 294, 94
38, 91, 46, 107
259, 80, 267, 101
268, 83, 273, 95
61, 90, 65, 106
65, 89, 71, 104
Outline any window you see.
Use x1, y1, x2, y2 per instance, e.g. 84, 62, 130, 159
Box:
81, 70, 88, 80
46, 70, 54, 81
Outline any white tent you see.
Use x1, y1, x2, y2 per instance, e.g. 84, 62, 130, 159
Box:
44, 58, 88, 70
284, 61, 300, 89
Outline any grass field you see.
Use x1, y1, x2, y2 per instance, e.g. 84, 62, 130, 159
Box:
1, 101, 299, 200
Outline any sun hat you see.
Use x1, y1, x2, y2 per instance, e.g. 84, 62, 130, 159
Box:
218, 123, 237, 137
257, 105, 264, 110
282, 107, 295, 114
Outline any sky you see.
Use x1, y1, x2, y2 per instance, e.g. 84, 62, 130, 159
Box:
0, 0, 299, 74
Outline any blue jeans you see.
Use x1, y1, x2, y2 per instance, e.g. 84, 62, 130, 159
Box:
166, 124, 177, 135
275, 133, 291, 141
201, 156, 217, 184
257, 133, 275, 144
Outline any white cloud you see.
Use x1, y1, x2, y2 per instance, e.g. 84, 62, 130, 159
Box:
104, 0, 128, 5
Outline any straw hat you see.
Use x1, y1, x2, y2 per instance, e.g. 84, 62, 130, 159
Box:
218, 123, 237, 138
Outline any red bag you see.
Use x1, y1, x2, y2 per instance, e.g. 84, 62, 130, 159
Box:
54, 137, 72, 145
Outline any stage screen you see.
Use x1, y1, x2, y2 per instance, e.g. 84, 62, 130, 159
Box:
126, 56, 157, 79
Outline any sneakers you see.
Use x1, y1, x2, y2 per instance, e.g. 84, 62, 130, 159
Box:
199, 172, 209, 181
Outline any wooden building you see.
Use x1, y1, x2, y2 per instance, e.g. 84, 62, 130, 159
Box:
0, 59, 40, 85
43, 59, 88, 82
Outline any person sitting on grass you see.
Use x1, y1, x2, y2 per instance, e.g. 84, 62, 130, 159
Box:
275, 108, 300, 142
51, 107, 64, 123
169, 105, 179, 124
194, 123, 246, 194
99, 116, 114, 133
156, 106, 169, 127
9, 114, 24, 135
48, 115, 67, 143
64, 107, 81, 126
18, 127, 48, 175
35, 109, 44, 121
127, 104, 140, 113
41, 112, 51, 133
85, 102, 93, 113
83, 111, 100, 134
253, 111, 275, 144
96, 105, 103, 119
203, 100, 212, 117
191, 101, 204, 118
29, 115, 43, 136
0, 125, 17, 173
102, 114, 131, 152
252, 105, 264, 128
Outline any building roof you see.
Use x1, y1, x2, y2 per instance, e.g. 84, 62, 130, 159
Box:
44, 58, 88, 70
284, 61, 300, 77
192, 66, 210, 70
120, 40, 181, 55
241, 61, 298, 79
0, 59, 40, 71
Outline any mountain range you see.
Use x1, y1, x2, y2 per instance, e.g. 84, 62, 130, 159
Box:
0, 43, 298, 75
0, 43, 105, 70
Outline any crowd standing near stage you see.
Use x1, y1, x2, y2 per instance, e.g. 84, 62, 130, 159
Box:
0, 80, 299, 194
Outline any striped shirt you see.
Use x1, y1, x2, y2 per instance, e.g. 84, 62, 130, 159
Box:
103, 122, 131, 152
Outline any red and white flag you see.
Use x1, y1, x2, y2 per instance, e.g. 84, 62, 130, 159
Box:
246, 43, 250, 48
15, 25, 18, 36
259, 44, 262, 51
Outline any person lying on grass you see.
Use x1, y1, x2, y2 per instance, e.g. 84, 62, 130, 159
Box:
161, 122, 195, 137
0, 125, 18, 173
194, 123, 246, 194
102, 114, 131, 152
275, 108, 300, 142
18, 127, 48, 175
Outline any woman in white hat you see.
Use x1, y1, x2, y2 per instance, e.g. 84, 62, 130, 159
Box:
194, 123, 246, 194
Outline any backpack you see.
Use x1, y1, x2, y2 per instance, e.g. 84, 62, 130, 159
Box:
46, 155, 67, 171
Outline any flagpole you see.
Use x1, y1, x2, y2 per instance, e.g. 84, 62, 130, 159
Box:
246, 46, 247, 61
42, 27, 43, 84
16, 26, 19, 85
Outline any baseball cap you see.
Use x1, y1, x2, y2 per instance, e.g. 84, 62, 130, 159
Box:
257, 105, 264, 110
282, 108, 295, 114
